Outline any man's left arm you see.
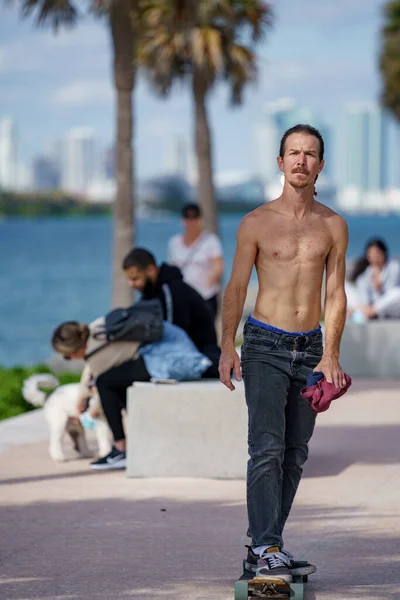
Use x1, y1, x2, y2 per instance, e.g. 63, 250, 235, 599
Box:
317, 217, 349, 389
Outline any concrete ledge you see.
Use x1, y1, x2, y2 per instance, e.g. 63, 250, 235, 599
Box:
127, 380, 247, 479
340, 321, 400, 378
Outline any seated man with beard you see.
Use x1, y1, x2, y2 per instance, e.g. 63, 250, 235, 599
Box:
122, 247, 221, 377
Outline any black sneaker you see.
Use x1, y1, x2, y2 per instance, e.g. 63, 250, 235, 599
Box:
245, 546, 315, 577
90, 446, 127, 471
281, 548, 317, 576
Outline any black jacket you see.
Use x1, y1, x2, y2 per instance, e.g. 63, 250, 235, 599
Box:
143, 263, 220, 365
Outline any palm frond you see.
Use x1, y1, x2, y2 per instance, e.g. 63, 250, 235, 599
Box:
19, 0, 79, 29
380, 1, 400, 119
139, 0, 271, 98
203, 27, 224, 72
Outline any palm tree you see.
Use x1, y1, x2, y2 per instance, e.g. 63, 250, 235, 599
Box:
139, 0, 271, 234
16, 0, 138, 307
380, 1, 400, 119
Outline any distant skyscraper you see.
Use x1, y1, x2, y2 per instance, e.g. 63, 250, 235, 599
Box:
33, 155, 60, 190
345, 103, 388, 193
0, 117, 18, 189
103, 145, 115, 180
255, 98, 295, 184
61, 128, 97, 193
255, 99, 332, 184
338, 104, 393, 212
164, 137, 188, 179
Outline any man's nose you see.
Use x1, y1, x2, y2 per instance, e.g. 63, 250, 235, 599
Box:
296, 152, 306, 165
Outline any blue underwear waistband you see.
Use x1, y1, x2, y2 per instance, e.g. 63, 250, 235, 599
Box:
248, 315, 321, 337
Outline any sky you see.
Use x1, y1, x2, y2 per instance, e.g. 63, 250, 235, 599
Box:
0, 0, 389, 182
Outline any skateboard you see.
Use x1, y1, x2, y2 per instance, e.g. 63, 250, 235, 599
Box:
234, 562, 305, 599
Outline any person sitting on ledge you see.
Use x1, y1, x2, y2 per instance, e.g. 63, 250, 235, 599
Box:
51, 319, 212, 471
347, 238, 400, 322
122, 247, 221, 377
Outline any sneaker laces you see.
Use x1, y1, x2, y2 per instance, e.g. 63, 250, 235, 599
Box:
260, 551, 291, 569
281, 549, 294, 561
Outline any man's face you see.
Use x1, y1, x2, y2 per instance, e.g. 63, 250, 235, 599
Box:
277, 133, 324, 191
124, 265, 157, 295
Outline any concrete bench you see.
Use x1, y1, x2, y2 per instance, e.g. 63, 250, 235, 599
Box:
340, 321, 400, 378
126, 380, 248, 479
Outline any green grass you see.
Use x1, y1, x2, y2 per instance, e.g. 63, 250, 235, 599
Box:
0, 365, 81, 421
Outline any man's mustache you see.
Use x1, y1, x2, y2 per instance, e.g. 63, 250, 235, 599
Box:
292, 168, 310, 175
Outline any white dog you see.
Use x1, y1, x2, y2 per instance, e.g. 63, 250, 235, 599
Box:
22, 374, 112, 462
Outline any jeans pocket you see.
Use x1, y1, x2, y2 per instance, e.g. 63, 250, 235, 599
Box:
242, 334, 277, 361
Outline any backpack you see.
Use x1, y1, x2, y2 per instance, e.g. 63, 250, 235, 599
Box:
86, 299, 164, 359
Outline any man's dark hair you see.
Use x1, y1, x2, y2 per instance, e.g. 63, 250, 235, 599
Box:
122, 247, 157, 271
279, 124, 325, 161
182, 203, 202, 218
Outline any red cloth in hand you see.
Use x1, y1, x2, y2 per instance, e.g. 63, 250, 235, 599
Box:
300, 374, 352, 413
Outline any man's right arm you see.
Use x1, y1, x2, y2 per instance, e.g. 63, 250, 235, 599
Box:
219, 215, 258, 390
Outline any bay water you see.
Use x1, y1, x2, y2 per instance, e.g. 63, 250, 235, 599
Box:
1, 213, 399, 367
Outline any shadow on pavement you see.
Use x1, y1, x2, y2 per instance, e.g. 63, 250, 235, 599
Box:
0, 497, 399, 600
304, 423, 400, 479
0, 469, 99, 487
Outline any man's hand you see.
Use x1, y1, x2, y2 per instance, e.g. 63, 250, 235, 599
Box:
219, 346, 242, 391
315, 354, 346, 389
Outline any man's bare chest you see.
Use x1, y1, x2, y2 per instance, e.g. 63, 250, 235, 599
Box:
257, 223, 332, 263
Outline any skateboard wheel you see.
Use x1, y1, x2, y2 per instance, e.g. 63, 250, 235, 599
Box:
290, 582, 304, 600
234, 580, 248, 600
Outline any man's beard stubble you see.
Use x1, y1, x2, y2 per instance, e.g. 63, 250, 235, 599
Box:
142, 276, 156, 297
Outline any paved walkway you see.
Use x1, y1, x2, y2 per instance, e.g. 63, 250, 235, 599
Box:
0, 379, 400, 600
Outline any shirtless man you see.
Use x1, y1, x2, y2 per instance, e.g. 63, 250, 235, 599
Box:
219, 124, 348, 583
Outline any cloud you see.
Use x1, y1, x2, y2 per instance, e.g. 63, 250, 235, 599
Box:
41, 21, 108, 50
258, 57, 376, 99
0, 41, 45, 74
51, 80, 113, 107
274, 0, 385, 27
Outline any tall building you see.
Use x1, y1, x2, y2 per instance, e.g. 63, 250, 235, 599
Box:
164, 137, 188, 179
345, 103, 388, 192
339, 104, 390, 212
103, 145, 115, 180
0, 117, 18, 189
255, 99, 333, 185
33, 155, 60, 190
254, 98, 295, 184
61, 127, 97, 193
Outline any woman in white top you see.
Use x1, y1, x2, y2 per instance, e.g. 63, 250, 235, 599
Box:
347, 238, 400, 320
168, 203, 224, 319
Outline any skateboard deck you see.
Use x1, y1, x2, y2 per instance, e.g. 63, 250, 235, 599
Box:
234, 564, 304, 600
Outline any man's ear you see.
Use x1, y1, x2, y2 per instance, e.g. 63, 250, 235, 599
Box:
277, 156, 284, 173
148, 264, 158, 280
318, 159, 325, 174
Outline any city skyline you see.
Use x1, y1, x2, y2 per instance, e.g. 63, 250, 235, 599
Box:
0, 0, 391, 183
1, 96, 399, 201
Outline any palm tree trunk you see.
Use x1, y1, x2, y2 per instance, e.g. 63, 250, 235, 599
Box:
192, 67, 218, 234
109, 0, 137, 307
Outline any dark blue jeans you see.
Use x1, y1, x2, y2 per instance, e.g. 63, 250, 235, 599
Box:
241, 319, 323, 548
